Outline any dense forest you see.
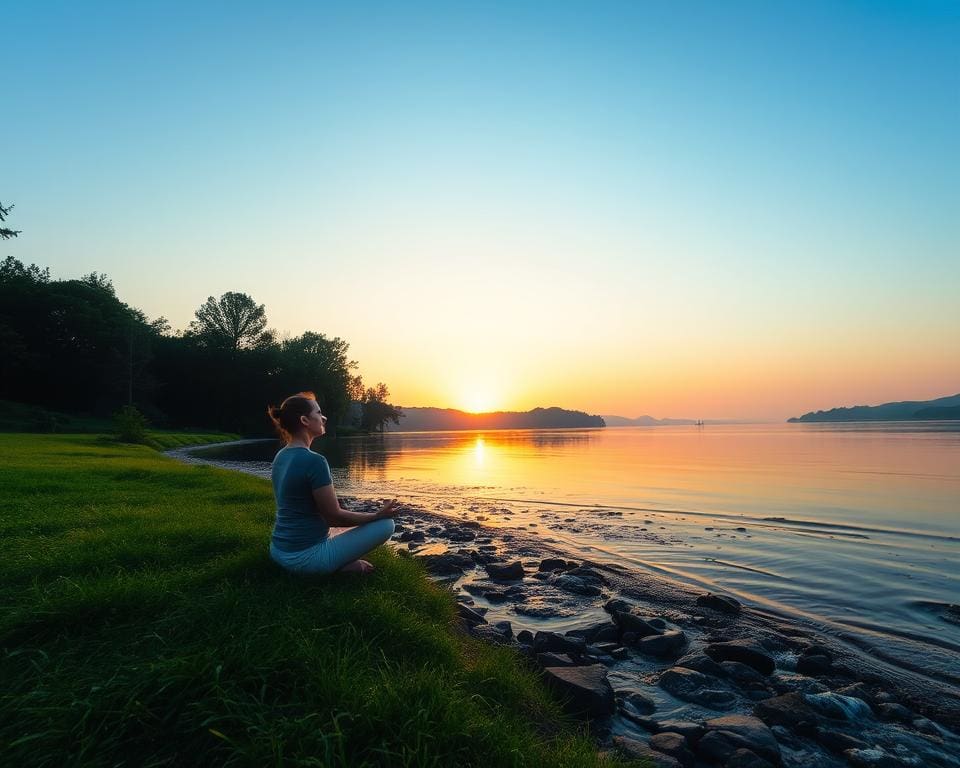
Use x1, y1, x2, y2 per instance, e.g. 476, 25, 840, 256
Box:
0, 241, 399, 436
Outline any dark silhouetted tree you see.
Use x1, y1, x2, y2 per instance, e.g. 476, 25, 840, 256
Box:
190, 291, 271, 350
360, 382, 402, 432
0, 202, 21, 240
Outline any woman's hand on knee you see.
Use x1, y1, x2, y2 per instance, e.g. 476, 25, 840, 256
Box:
376, 499, 400, 519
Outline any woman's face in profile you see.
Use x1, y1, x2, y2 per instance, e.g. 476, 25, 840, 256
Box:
303, 401, 327, 437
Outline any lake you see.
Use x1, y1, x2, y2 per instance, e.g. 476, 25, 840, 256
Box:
188, 421, 960, 687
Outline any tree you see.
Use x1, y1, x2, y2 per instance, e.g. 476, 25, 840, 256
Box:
0, 202, 21, 240
360, 382, 403, 432
190, 291, 271, 351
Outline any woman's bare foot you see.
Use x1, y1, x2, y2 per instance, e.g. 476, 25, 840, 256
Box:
340, 559, 374, 575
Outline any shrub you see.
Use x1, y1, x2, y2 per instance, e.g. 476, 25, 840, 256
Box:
113, 405, 149, 443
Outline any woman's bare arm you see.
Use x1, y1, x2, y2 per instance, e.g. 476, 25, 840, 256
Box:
312, 484, 398, 527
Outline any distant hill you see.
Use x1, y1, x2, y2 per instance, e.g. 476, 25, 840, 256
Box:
602, 415, 699, 426
788, 393, 960, 423
386, 406, 605, 431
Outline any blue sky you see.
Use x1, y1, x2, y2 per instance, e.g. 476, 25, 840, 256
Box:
3, 1, 958, 417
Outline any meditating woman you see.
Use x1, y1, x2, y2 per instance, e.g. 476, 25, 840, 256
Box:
267, 391, 398, 575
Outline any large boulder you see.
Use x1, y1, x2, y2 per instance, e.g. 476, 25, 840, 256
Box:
659, 667, 736, 709
705, 639, 775, 676
702, 715, 781, 765
543, 664, 615, 718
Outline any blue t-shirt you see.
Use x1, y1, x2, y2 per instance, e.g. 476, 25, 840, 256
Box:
270, 446, 333, 552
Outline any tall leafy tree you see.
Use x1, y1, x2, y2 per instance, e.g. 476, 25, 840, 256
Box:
360, 383, 403, 432
190, 291, 271, 350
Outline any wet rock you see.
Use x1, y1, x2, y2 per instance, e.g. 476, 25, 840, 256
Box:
796, 654, 832, 676
706, 639, 775, 676
457, 603, 487, 626
842, 748, 903, 768
612, 736, 682, 768
701, 715, 781, 765
605, 598, 633, 615
636, 629, 688, 658
912, 717, 939, 735
537, 652, 579, 668
813, 727, 868, 753
650, 732, 695, 768
610, 646, 630, 660
753, 692, 823, 731
835, 682, 876, 707
616, 688, 657, 715
421, 551, 475, 576
804, 692, 873, 721
534, 631, 586, 656
676, 651, 728, 678
725, 748, 775, 768
721, 660, 768, 687
485, 561, 525, 581
697, 593, 742, 614
553, 574, 602, 596
516, 629, 533, 645
543, 663, 615, 718
616, 612, 663, 638
801, 643, 833, 661
878, 702, 913, 723
565, 620, 619, 645
538, 557, 570, 572
654, 721, 705, 744
659, 667, 736, 709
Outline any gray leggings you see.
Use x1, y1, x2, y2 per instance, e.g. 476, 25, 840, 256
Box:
270, 518, 396, 575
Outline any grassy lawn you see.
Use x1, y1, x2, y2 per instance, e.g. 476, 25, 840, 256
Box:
0, 434, 637, 767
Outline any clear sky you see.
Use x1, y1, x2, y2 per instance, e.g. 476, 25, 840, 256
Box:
4, 1, 958, 420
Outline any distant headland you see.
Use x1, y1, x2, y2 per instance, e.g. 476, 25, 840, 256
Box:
386, 407, 604, 431
788, 392, 960, 422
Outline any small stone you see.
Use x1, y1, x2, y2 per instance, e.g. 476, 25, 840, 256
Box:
701, 715, 781, 765
725, 748, 774, 768
533, 631, 586, 656
813, 727, 868, 753
753, 692, 822, 729
653, 720, 705, 744
536, 652, 579, 668
553, 574, 602, 596
457, 603, 487, 626
721, 660, 767, 687
676, 652, 727, 678
538, 557, 569, 572
843, 748, 903, 768
617, 612, 663, 637
636, 629, 688, 658
706, 639, 775, 676
470, 623, 513, 645
612, 736, 682, 768
516, 629, 533, 645
877, 702, 912, 722
659, 667, 736, 709
696, 593, 742, 614
796, 654, 832, 676
617, 688, 657, 715
649, 733, 695, 767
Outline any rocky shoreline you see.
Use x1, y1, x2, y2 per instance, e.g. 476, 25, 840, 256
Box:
344, 496, 960, 768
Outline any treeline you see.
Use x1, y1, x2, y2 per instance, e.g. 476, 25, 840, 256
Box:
0, 255, 400, 435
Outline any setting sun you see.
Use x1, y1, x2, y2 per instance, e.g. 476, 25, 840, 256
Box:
460, 392, 499, 414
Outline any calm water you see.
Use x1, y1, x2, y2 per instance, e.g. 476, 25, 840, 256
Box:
191, 422, 960, 684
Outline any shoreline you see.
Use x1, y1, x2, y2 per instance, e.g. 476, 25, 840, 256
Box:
170, 440, 960, 767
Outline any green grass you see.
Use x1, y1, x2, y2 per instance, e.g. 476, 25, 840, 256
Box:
0, 434, 639, 767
